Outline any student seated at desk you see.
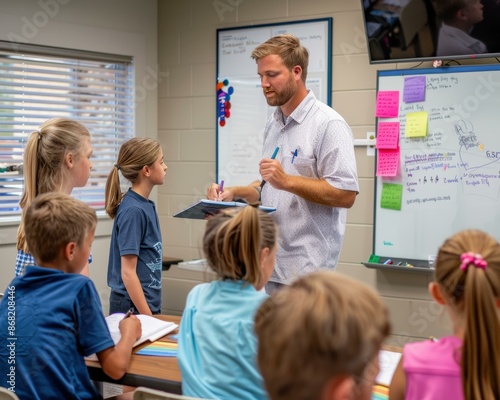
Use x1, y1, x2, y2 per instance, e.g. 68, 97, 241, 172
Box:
254, 270, 390, 400
390, 229, 500, 400
0, 193, 141, 400
178, 206, 277, 400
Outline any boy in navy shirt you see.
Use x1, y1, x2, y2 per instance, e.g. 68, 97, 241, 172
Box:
0, 193, 141, 399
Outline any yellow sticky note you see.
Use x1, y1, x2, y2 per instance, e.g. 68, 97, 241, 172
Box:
405, 111, 428, 138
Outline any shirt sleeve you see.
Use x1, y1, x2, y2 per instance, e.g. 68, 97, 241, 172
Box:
74, 281, 115, 356
116, 206, 146, 256
317, 119, 359, 192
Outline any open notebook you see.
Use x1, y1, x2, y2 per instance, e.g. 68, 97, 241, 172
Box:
86, 313, 178, 361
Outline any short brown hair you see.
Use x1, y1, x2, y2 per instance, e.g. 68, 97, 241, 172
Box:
435, 0, 469, 22
24, 192, 97, 264
251, 34, 309, 83
255, 271, 390, 400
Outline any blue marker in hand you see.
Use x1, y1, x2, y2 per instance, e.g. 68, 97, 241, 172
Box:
260, 146, 280, 189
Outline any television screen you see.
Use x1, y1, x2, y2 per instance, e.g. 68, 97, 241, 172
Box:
361, 0, 500, 64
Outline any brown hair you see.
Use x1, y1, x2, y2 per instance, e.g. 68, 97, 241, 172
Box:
202, 206, 277, 286
17, 118, 91, 252
24, 192, 96, 265
434, 229, 500, 399
255, 271, 390, 400
105, 137, 161, 219
251, 34, 309, 83
435, 0, 470, 22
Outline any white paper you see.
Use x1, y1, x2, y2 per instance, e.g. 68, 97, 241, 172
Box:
376, 350, 402, 386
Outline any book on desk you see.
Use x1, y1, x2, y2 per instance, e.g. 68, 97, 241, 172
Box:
86, 313, 178, 361
173, 199, 276, 220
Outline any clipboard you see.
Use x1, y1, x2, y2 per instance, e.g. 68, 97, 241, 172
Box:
173, 199, 276, 220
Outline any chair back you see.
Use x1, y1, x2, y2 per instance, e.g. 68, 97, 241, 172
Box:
399, 0, 428, 55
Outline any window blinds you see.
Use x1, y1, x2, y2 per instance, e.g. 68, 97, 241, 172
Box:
0, 41, 134, 215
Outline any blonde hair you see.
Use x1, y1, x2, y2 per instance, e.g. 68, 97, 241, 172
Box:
105, 137, 161, 219
255, 271, 390, 400
434, 229, 500, 400
202, 206, 277, 286
17, 118, 91, 252
24, 192, 96, 265
251, 34, 309, 83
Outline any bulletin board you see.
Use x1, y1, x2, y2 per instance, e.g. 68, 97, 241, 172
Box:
374, 65, 500, 262
216, 18, 332, 186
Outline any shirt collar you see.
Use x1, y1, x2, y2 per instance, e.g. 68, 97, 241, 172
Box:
273, 90, 316, 125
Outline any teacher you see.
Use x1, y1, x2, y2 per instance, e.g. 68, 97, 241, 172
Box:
207, 34, 359, 293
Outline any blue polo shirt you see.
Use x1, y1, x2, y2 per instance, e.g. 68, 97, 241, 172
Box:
0, 266, 114, 399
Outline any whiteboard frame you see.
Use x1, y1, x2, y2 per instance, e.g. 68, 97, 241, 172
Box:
374, 64, 500, 263
215, 18, 332, 186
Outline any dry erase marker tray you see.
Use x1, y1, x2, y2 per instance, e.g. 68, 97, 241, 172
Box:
362, 255, 434, 275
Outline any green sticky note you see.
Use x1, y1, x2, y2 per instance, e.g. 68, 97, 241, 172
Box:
381, 183, 403, 210
368, 254, 381, 263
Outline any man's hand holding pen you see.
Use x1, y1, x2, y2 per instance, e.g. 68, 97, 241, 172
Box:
207, 183, 234, 202
259, 157, 286, 190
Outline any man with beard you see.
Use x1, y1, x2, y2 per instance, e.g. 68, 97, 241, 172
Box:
207, 34, 359, 293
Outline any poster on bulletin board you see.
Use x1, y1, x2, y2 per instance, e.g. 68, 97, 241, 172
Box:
374, 65, 500, 262
216, 18, 332, 187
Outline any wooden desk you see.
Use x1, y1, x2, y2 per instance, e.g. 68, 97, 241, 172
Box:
86, 315, 182, 394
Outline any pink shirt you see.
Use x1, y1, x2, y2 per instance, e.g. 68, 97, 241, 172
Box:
403, 336, 464, 400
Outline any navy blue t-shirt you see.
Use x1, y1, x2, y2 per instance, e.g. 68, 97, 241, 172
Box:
107, 189, 163, 313
0, 266, 114, 399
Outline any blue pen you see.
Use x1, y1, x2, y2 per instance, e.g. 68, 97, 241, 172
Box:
291, 149, 298, 164
260, 147, 280, 189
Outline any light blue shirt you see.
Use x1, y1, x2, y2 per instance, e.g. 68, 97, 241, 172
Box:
178, 280, 269, 400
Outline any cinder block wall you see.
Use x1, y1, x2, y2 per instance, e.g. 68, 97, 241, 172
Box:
156, 0, 461, 343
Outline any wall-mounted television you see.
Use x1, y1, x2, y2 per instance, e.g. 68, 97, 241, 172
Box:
361, 0, 500, 64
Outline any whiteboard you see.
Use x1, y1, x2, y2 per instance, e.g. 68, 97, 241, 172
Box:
375, 65, 500, 262
216, 18, 332, 186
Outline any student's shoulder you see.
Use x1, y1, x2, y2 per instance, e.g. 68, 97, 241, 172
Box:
404, 336, 460, 357
186, 282, 211, 300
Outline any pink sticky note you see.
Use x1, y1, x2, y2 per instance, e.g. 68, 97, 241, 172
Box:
376, 91, 399, 118
376, 148, 400, 177
376, 122, 400, 149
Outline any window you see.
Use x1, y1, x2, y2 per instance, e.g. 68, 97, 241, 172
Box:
0, 41, 134, 216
